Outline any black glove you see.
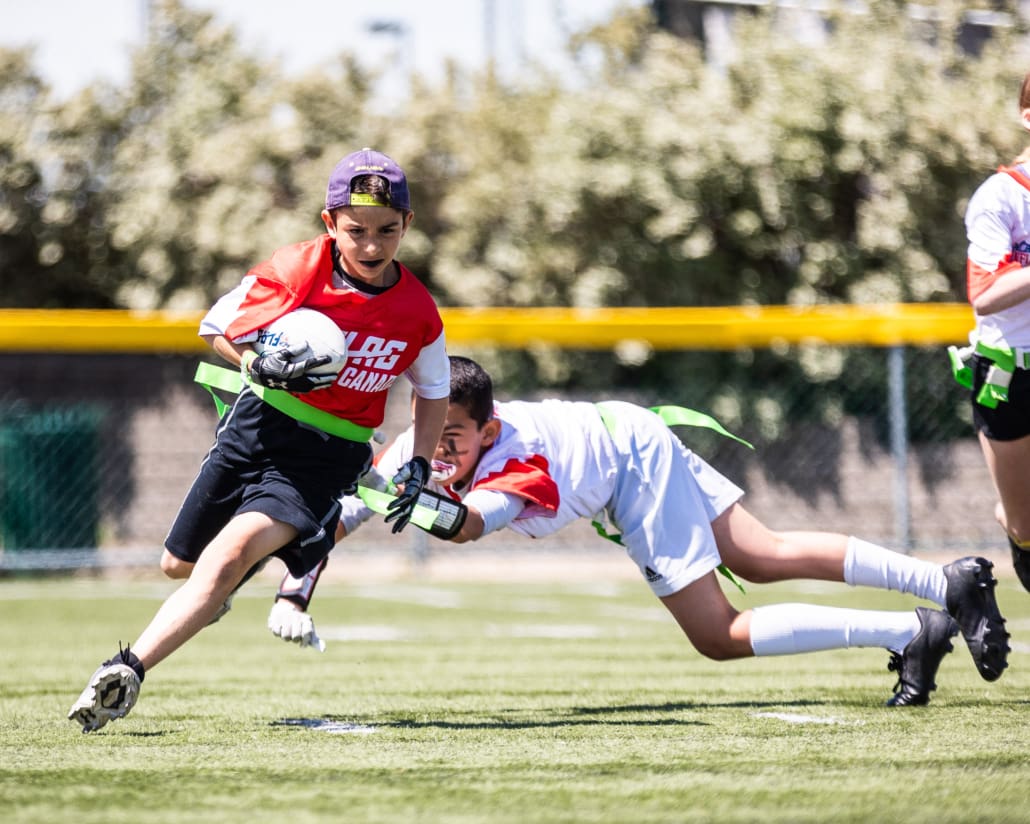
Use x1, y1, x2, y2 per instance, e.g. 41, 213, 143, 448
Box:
248, 343, 335, 393
385, 456, 431, 533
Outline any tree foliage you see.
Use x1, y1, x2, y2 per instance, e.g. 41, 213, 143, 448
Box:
0, 49, 132, 307
1, 0, 1029, 438
104, 1, 380, 309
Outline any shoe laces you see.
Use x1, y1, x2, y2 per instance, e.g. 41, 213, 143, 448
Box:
887, 651, 905, 694
116, 642, 133, 665
110, 642, 144, 681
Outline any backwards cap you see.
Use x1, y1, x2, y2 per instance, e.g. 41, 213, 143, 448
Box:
325, 148, 411, 211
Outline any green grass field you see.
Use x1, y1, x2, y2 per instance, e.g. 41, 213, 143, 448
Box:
2, 561, 1028, 824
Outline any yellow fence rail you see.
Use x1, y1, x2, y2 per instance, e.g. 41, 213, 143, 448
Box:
0, 304, 975, 353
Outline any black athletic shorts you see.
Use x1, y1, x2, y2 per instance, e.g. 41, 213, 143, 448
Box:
970, 352, 1030, 441
165, 389, 373, 577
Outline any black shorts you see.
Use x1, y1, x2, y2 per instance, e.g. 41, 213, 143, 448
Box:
970, 353, 1030, 441
165, 389, 372, 577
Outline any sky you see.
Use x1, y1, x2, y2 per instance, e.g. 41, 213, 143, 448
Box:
0, 0, 645, 101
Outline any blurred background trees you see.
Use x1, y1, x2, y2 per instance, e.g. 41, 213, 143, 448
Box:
2, 0, 1028, 422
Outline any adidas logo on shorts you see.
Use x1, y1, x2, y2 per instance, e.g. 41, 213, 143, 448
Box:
644, 566, 662, 583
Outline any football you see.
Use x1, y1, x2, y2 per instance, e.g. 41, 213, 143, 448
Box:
253, 307, 348, 377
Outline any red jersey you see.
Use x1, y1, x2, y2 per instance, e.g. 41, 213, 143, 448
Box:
201, 234, 448, 428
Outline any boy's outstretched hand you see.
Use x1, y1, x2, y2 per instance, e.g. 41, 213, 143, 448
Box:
268, 600, 326, 651
385, 456, 430, 533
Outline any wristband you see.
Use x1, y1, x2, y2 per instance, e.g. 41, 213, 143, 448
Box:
275, 557, 327, 611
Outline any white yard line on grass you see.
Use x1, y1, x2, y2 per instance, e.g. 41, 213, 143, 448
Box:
318, 625, 415, 642
348, 583, 464, 608
274, 718, 376, 734
484, 623, 608, 639
752, 712, 863, 726
596, 604, 670, 623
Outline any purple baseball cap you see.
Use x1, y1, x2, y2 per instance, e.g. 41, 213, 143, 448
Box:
325, 148, 411, 211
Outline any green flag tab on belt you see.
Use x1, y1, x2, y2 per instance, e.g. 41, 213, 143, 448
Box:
355, 485, 441, 533
193, 361, 374, 443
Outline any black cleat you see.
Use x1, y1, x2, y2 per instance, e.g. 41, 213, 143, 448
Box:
943, 556, 1010, 682
886, 607, 959, 707
1009, 538, 1030, 593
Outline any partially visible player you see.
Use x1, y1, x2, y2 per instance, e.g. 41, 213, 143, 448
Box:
272, 356, 1010, 707
954, 68, 1030, 593
68, 149, 450, 733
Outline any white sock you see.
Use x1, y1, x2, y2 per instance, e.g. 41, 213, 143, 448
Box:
749, 603, 920, 656
843, 536, 947, 607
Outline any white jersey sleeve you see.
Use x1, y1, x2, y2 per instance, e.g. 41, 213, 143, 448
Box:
462, 489, 526, 535
966, 173, 1030, 267
199, 277, 257, 340
965, 168, 1030, 347
404, 331, 449, 400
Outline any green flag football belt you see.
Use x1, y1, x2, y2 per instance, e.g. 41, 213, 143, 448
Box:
194, 361, 465, 538
948, 340, 1030, 410
193, 366, 754, 565
592, 402, 751, 594
194, 361, 374, 443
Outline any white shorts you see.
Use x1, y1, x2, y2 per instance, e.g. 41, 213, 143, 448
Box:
602, 402, 744, 597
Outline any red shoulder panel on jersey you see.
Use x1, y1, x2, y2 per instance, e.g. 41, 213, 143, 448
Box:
472, 455, 560, 513
999, 165, 1030, 193
225, 235, 334, 339
968, 256, 1021, 302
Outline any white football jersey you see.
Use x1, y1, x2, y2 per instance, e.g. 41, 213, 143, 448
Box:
363, 399, 615, 538
343, 399, 745, 596
965, 165, 1030, 347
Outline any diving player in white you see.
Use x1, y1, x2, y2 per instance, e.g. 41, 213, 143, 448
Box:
271, 356, 1010, 708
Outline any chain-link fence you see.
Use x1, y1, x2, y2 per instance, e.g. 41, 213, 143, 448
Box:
0, 345, 1002, 572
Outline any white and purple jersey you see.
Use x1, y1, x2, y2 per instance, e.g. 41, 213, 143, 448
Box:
965, 165, 1030, 348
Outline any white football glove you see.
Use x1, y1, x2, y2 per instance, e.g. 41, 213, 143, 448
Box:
268, 599, 326, 652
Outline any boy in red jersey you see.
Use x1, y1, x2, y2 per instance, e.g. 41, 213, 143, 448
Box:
68, 149, 450, 733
